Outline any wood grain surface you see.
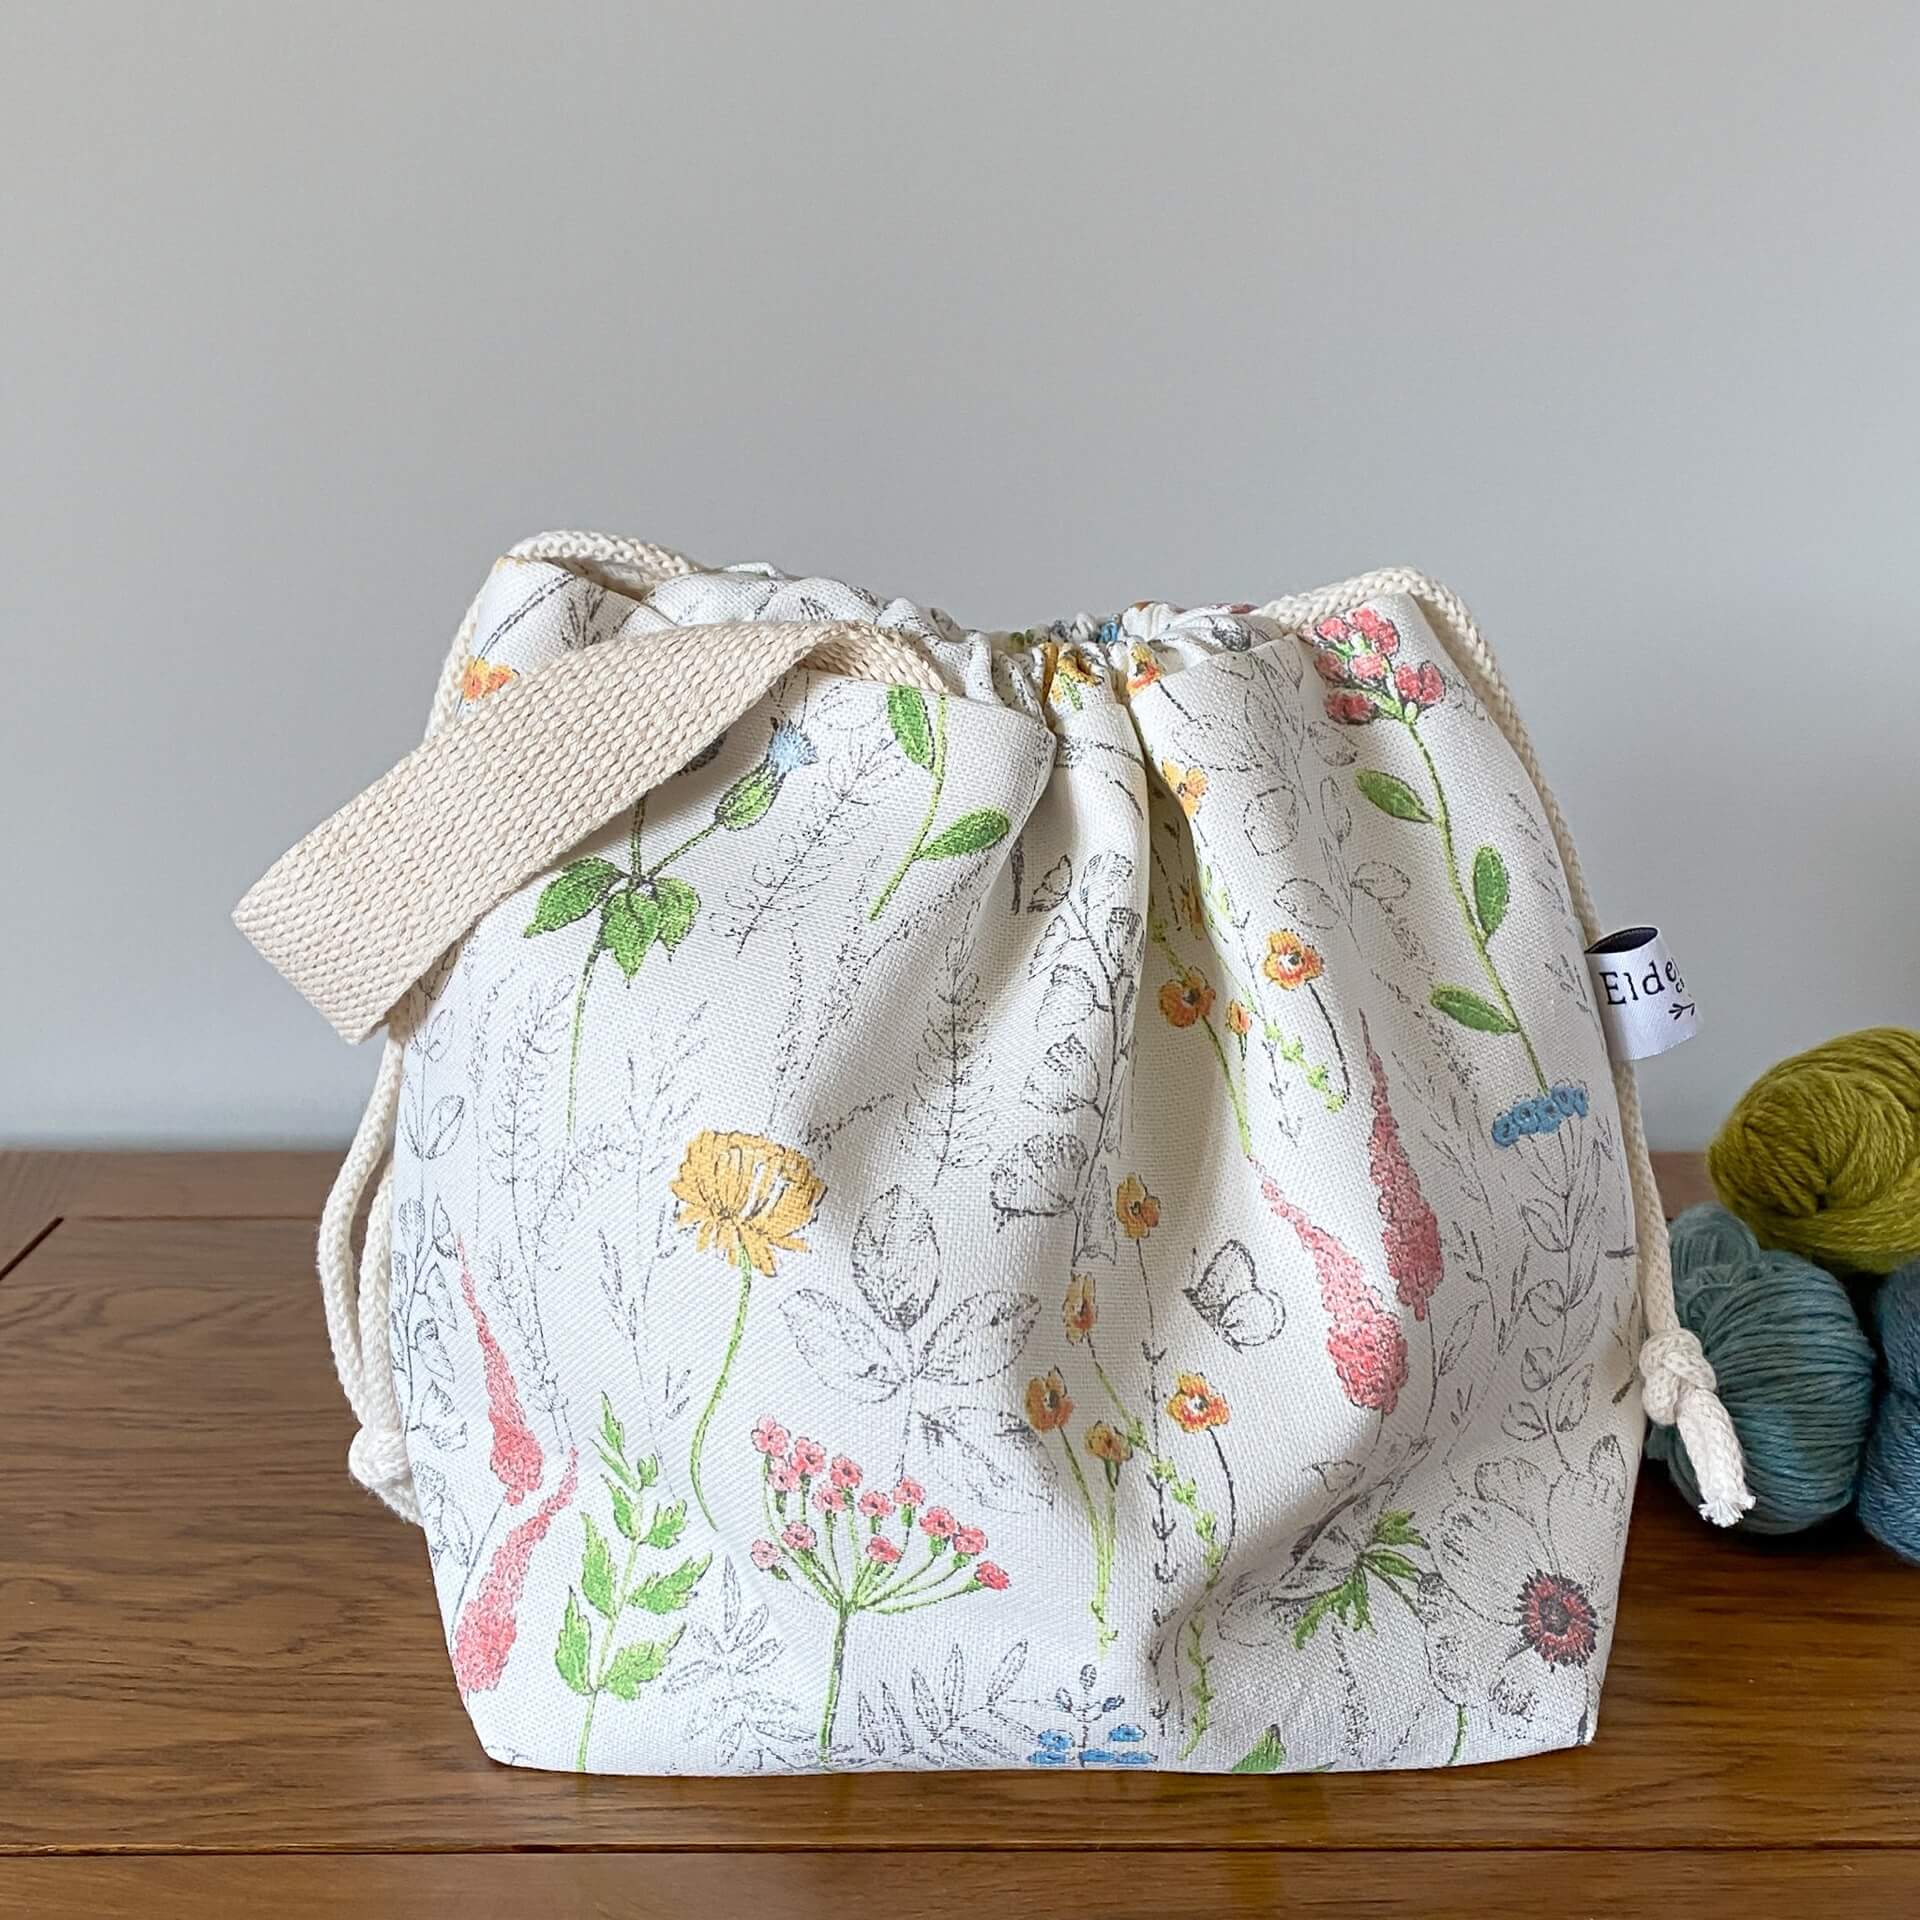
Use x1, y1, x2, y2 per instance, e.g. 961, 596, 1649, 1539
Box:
0, 1150, 1905, 1919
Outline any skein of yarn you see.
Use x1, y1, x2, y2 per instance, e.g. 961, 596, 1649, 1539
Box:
1708, 1027, 1920, 1275
1646, 1206, 1875, 1533
1858, 1260, 1920, 1564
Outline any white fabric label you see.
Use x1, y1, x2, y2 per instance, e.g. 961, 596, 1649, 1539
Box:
1585, 926, 1697, 1061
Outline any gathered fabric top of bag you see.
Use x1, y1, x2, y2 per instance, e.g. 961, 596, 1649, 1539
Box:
234, 531, 1749, 1776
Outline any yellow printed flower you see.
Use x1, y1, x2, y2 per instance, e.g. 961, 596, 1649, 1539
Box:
1166, 1371, 1230, 1434
1063, 1273, 1098, 1343
1158, 967, 1215, 1030
1262, 930, 1324, 991
1161, 761, 1209, 817
1025, 1368, 1074, 1434
1125, 643, 1162, 695
1042, 643, 1103, 712
1087, 1421, 1134, 1465
1115, 1173, 1161, 1240
461, 655, 516, 701
671, 1131, 824, 1277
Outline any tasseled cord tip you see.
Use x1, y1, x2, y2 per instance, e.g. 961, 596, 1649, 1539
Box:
1638, 1327, 1757, 1526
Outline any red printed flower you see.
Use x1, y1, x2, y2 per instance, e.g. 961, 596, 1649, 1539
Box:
750, 1538, 781, 1570
450, 1451, 578, 1695
920, 1505, 958, 1540
812, 1483, 849, 1514
1325, 690, 1378, 726
858, 1488, 894, 1519
458, 1247, 543, 1505
1394, 662, 1445, 710
1312, 650, 1350, 685
866, 1535, 903, 1566
894, 1477, 925, 1510
1313, 615, 1352, 643
791, 1437, 826, 1476
1518, 1569, 1599, 1667
1351, 607, 1401, 654
974, 1562, 1011, 1591
768, 1457, 801, 1495
751, 1415, 789, 1456
781, 1521, 817, 1553
1348, 651, 1388, 683
1361, 1016, 1444, 1321
829, 1454, 862, 1490
953, 1526, 987, 1557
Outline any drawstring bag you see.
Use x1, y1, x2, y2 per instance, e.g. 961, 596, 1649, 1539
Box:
236, 531, 1748, 1775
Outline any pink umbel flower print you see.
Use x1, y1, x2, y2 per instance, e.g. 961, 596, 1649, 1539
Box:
952, 1526, 987, 1557
768, 1457, 801, 1495
1360, 1016, 1444, 1321
812, 1483, 848, 1514
857, 1489, 894, 1520
829, 1455, 862, 1490
450, 1450, 578, 1694
893, 1478, 925, 1509
751, 1416, 789, 1456
1394, 661, 1445, 710
781, 1521, 817, 1553
750, 1538, 781, 1570
865, 1535, 902, 1566
1350, 606, 1400, 653
974, 1562, 1010, 1591
919, 1505, 958, 1540
458, 1244, 543, 1505
791, 1436, 827, 1476
1257, 1168, 1408, 1414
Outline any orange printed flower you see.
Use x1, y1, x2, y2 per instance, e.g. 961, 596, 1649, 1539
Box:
1225, 999, 1252, 1037
1166, 1371, 1230, 1434
1158, 967, 1215, 1029
1025, 1368, 1074, 1434
461, 655, 516, 701
671, 1131, 825, 1277
1178, 880, 1205, 932
1263, 930, 1324, 991
1160, 761, 1209, 817
1087, 1421, 1134, 1465
1063, 1273, 1098, 1343
1126, 643, 1162, 695
1115, 1173, 1161, 1240
1042, 643, 1102, 711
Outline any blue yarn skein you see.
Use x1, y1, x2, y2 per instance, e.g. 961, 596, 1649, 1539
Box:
1647, 1206, 1876, 1533
1858, 1261, 1920, 1563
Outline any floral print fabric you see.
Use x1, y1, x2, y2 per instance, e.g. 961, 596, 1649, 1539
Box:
390, 553, 1642, 1775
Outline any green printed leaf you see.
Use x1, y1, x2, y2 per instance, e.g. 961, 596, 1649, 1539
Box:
645, 1499, 688, 1551
1371, 1510, 1425, 1548
633, 1453, 660, 1490
652, 875, 700, 952
601, 890, 659, 980
525, 857, 621, 935
918, 808, 1011, 861
581, 1513, 617, 1621
1472, 845, 1510, 939
602, 1631, 680, 1701
555, 1591, 591, 1695
610, 1482, 642, 1543
1355, 769, 1432, 824
1230, 1726, 1287, 1774
629, 1551, 711, 1616
1430, 984, 1519, 1034
599, 1396, 626, 1460
886, 685, 935, 769
1366, 1549, 1420, 1586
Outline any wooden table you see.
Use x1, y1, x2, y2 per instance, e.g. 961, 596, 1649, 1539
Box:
2, 1151, 1914, 1917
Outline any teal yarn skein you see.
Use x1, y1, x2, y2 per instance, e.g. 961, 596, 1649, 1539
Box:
1647, 1205, 1875, 1533
1858, 1260, 1920, 1563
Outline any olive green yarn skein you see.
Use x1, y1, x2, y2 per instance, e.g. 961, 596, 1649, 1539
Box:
1709, 1027, 1920, 1275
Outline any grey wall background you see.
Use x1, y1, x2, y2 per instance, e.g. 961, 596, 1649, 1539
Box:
4, 1, 1915, 1149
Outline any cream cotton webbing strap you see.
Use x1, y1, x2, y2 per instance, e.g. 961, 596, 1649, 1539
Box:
234, 615, 947, 1043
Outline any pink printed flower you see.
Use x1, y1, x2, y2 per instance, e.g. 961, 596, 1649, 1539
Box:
1312, 649, 1349, 684
866, 1535, 902, 1566
858, 1488, 894, 1520
974, 1562, 1010, 1591
751, 1416, 790, 1457
893, 1478, 925, 1510
768, 1457, 801, 1495
1351, 606, 1400, 654
1325, 690, 1377, 726
791, 1436, 827, 1476
1258, 1168, 1409, 1416
450, 1451, 578, 1695
829, 1454, 863, 1491
920, 1505, 958, 1540
1348, 651, 1388, 683
1313, 614, 1352, 643
1394, 662, 1445, 710
952, 1526, 987, 1557
812, 1483, 849, 1514
458, 1247, 543, 1505
750, 1538, 781, 1570
1361, 1015, 1444, 1321
781, 1522, 817, 1553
